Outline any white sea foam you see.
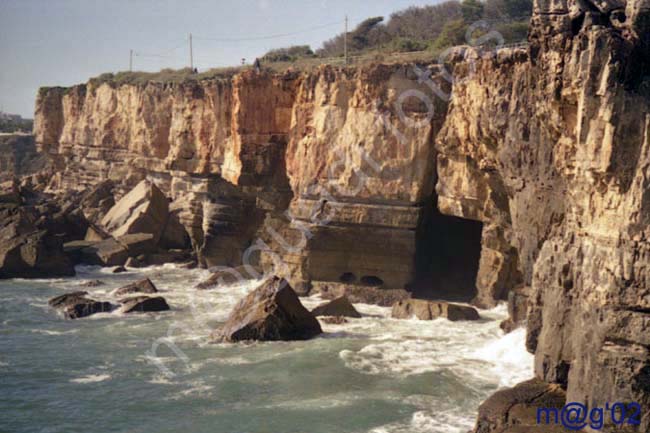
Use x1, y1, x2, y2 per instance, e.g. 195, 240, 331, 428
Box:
29, 328, 79, 336
70, 373, 111, 384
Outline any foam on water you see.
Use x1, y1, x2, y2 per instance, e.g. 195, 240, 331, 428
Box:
70, 373, 112, 384
1, 264, 534, 433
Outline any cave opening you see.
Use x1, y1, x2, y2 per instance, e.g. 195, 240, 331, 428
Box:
411, 198, 483, 303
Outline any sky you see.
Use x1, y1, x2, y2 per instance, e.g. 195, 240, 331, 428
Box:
0, 0, 443, 118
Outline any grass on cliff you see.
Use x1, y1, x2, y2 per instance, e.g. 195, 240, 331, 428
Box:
88, 66, 245, 86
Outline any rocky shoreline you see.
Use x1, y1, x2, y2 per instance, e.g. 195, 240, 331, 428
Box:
2, 0, 650, 430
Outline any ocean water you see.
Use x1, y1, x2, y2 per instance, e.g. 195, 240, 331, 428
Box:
0, 264, 533, 433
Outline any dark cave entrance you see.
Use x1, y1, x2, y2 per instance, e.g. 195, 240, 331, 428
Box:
410, 198, 483, 303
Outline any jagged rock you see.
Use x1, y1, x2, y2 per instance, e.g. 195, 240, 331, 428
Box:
214, 276, 322, 342
100, 180, 169, 242
112, 266, 126, 274
66, 238, 128, 267
473, 379, 566, 433
311, 296, 361, 318
0, 204, 75, 278
80, 179, 115, 223
113, 278, 158, 297
119, 295, 170, 313
195, 265, 258, 290
48, 291, 88, 307
48, 291, 115, 319
391, 299, 480, 321
116, 233, 156, 257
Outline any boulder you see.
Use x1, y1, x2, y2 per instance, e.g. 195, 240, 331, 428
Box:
311, 296, 361, 318
112, 266, 127, 274
391, 299, 480, 321
68, 238, 129, 267
119, 295, 170, 313
473, 379, 566, 433
0, 205, 75, 278
100, 180, 169, 242
48, 291, 115, 319
316, 282, 410, 307
80, 179, 115, 223
195, 265, 258, 290
116, 233, 156, 257
214, 276, 322, 342
113, 278, 158, 297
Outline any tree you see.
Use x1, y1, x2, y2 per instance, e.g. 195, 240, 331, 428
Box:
461, 0, 484, 22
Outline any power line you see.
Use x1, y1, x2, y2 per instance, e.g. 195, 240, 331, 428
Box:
193, 20, 343, 42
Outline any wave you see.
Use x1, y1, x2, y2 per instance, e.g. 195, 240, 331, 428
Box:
70, 373, 111, 384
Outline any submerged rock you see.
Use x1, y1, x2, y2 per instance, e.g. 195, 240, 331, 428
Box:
214, 276, 322, 342
113, 278, 158, 296
311, 296, 361, 318
48, 291, 115, 319
320, 316, 348, 325
119, 295, 170, 313
195, 265, 258, 290
79, 279, 105, 287
391, 299, 480, 321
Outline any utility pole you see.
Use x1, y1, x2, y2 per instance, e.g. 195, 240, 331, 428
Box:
344, 15, 348, 65
189, 33, 194, 71
129, 49, 133, 72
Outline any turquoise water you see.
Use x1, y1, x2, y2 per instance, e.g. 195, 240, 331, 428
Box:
0, 265, 533, 433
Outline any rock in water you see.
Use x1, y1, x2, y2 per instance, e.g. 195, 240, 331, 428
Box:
311, 296, 361, 318
474, 379, 566, 433
120, 296, 170, 313
113, 278, 158, 296
195, 265, 258, 290
100, 180, 170, 242
215, 276, 322, 342
391, 299, 480, 321
48, 292, 115, 319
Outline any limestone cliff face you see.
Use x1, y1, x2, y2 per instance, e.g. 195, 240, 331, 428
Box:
437, 0, 650, 428
279, 64, 450, 292
34, 72, 298, 267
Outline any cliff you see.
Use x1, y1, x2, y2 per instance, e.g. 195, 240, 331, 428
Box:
437, 0, 650, 429
30, 0, 650, 427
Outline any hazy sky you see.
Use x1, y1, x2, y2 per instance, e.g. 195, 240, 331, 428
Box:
0, 0, 442, 117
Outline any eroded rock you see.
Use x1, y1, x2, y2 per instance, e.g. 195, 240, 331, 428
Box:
113, 278, 158, 297
391, 299, 480, 321
48, 291, 115, 319
311, 296, 361, 318
214, 276, 322, 342
119, 295, 170, 313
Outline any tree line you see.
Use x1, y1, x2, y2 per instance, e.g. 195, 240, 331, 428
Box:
262, 0, 532, 62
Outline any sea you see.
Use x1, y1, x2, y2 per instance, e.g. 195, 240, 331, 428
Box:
0, 264, 533, 433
